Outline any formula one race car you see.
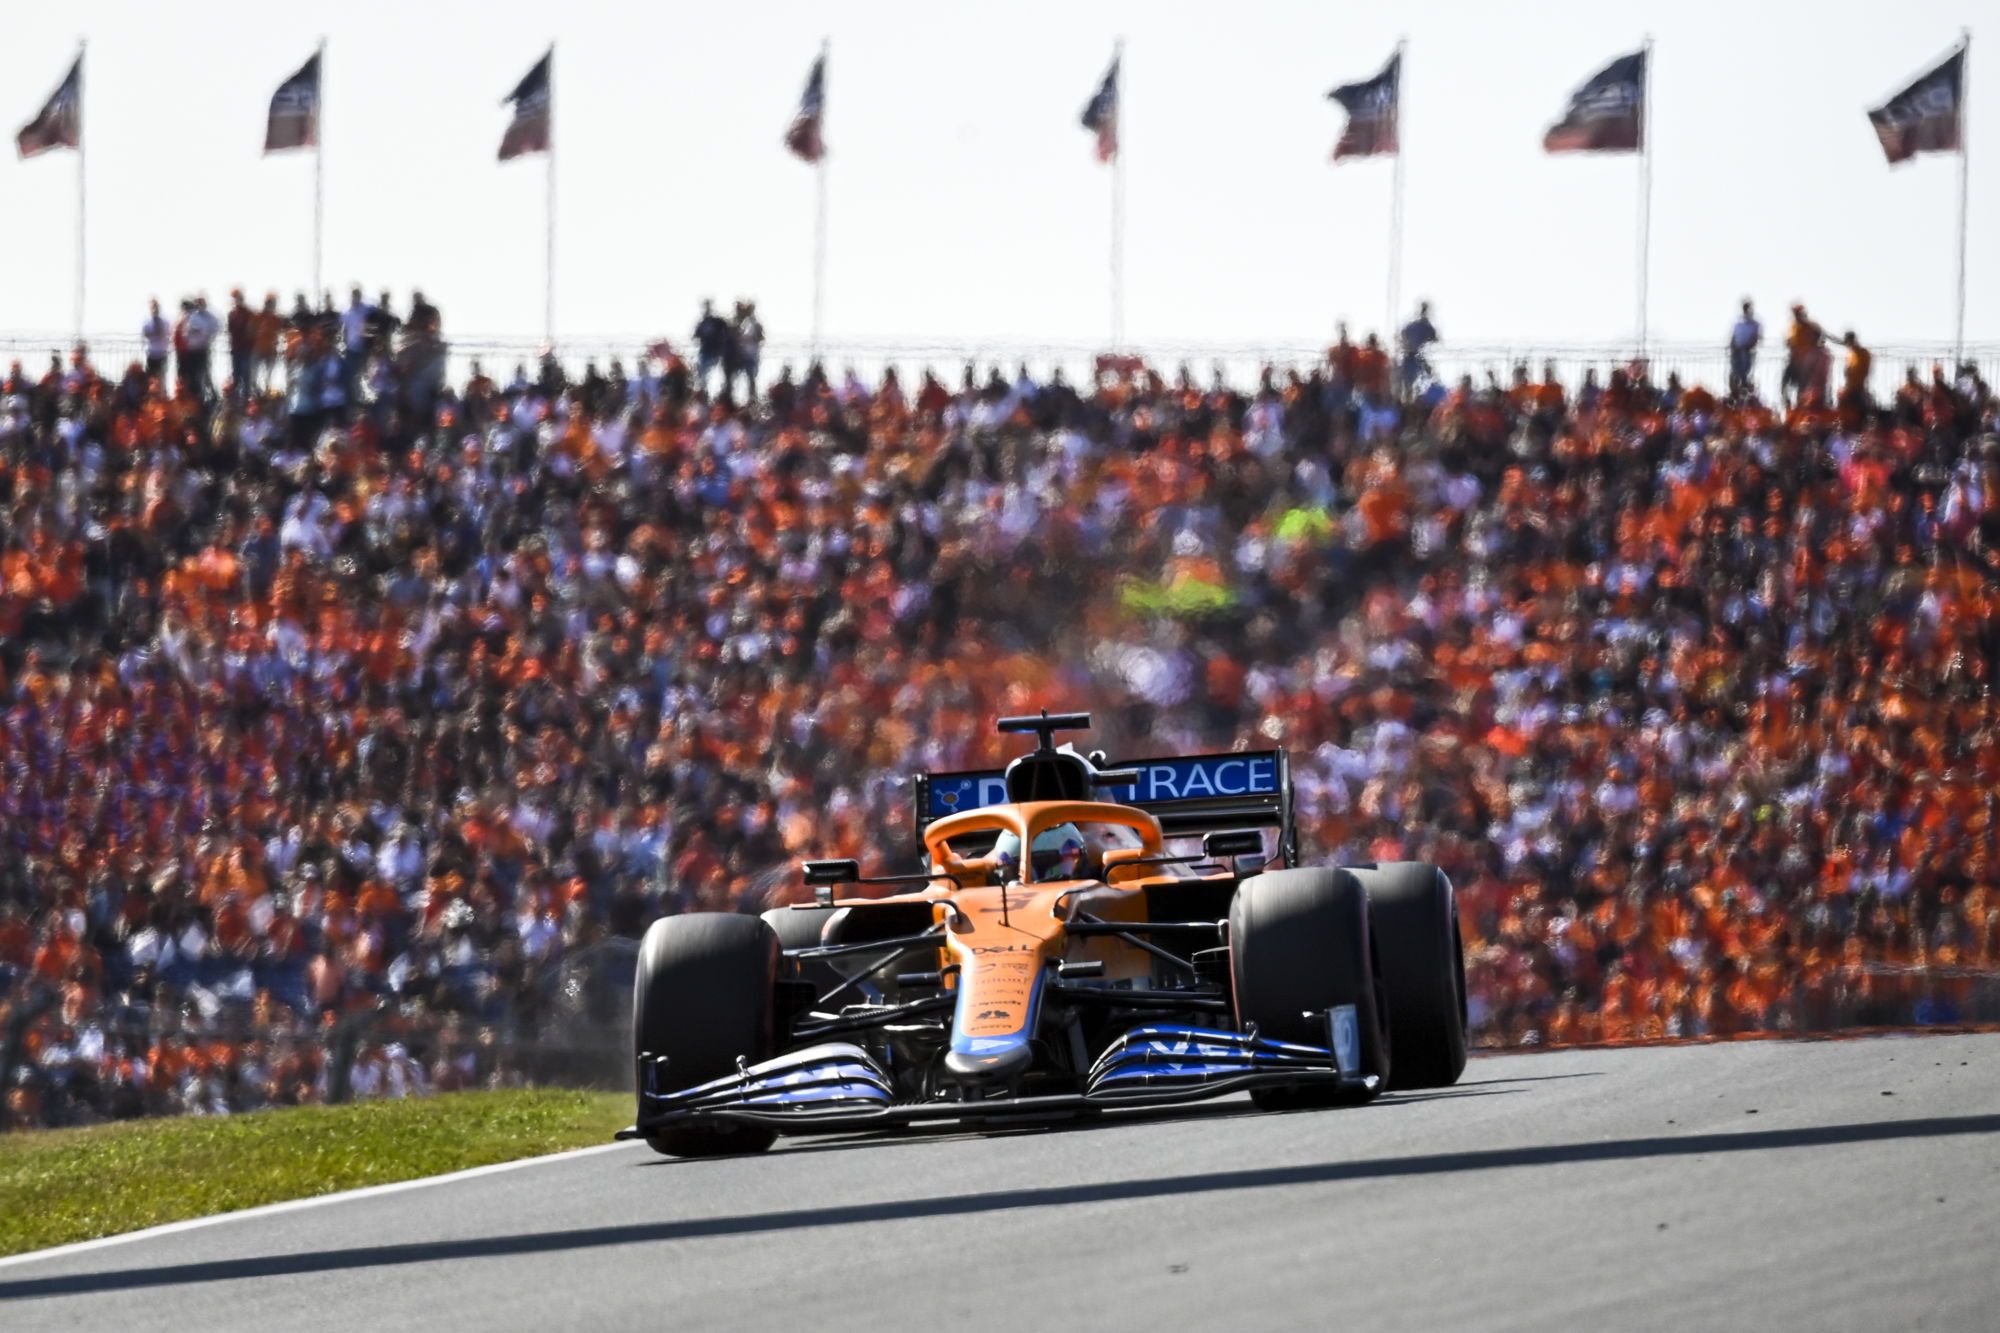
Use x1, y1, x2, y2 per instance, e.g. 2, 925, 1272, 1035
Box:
618, 712, 1466, 1157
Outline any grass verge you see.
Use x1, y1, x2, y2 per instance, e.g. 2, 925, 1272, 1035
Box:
0, 1087, 630, 1258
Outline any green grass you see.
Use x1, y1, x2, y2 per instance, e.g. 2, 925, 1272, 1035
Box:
0, 1088, 631, 1258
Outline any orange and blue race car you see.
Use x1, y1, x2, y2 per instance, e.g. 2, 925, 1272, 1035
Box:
618, 712, 1467, 1157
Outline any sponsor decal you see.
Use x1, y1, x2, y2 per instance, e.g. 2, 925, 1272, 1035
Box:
1100, 756, 1280, 804
924, 753, 1280, 818
955, 956, 1046, 1041
930, 775, 1010, 816
962, 1035, 1025, 1055
1132, 1038, 1236, 1059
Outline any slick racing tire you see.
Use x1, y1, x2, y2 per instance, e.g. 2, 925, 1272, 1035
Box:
1352, 863, 1468, 1090
1230, 868, 1388, 1108
632, 913, 780, 1157
761, 904, 841, 1002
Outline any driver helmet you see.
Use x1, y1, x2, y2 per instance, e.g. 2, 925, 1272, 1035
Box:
989, 823, 1089, 882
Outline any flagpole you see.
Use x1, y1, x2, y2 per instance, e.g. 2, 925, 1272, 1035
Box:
812, 38, 829, 361
1637, 35, 1653, 357
314, 37, 325, 304
545, 42, 556, 345
1386, 37, 1406, 346
1111, 37, 1125, 350
1956, 29, 1971, 368
75, 39, 86, 345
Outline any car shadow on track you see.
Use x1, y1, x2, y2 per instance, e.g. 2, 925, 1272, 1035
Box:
7, 1112, 1998, 1302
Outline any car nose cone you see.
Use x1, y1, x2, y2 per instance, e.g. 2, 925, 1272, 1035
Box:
944, 1042, 1033, 1082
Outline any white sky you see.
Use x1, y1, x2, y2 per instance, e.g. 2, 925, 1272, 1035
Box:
1, 0, 1992, 352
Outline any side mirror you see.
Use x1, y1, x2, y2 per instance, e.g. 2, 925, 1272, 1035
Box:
1202, 830, 1265, 861
801, 858, 859, 906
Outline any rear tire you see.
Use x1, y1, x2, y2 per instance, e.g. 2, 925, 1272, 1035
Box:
1230, 868, 1388, 1107
1353, 863, 1468, 1090
632, 913, 780, 1157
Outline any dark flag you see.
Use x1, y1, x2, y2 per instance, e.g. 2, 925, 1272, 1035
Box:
1328, 51, 1400, 160
1081, 56, 1119, 162
1869, 45, 1965, 164
499, 51, 552, 161
1544, 49, 1646, 153
17, 54, 82, 159
264, 51, 321, 154
785, 55, 827, 163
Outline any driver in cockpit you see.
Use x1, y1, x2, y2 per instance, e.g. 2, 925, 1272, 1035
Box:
989, 822, 1091, 883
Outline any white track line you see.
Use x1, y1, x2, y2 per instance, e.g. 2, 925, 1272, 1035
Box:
0, 1140, 639, 1270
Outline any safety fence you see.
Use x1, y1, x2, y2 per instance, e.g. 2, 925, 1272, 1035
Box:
5, 332, 1997, 408
1810, 965, 2000, 1031
0, 937, 641, 1131
1471, 967, 2000, 1049
6, 952, 1998, 1130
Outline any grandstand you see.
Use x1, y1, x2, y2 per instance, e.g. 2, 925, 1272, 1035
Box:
1, 296, 1997, 1129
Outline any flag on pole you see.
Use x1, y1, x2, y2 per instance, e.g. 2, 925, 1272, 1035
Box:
1869, 44, 1965, 164
264, 51, 322, 153
1081, 56, 1119, 162
785, 54, 827, 162
1543, 49, 1646, 153
1328, 51, 1400, 160
17, 53, 82, 158
498, 50, 552, 160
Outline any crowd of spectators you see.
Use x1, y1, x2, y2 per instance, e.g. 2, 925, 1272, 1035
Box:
2, 288, 1997, 1128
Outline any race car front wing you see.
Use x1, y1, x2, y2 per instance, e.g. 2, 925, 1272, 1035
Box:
617, 1013, 1375, 1139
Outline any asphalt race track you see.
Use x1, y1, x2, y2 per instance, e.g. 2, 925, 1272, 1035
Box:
5, 1034, 1998, 1331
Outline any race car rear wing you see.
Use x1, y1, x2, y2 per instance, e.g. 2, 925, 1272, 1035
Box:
912, 748, 1298, 866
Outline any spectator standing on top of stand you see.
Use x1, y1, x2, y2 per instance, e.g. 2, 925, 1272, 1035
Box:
1783, 302, 1822, 407
1327, 321, 1357, 392
1729, 298, 1761, 398
340, 286, 375, 397
693, 300, 729, 396
179, 296, 220, 403
252, 293, 282, 393
732, 300, 764, 402
409, 289, 440, 338
140, 299, 170, 386
1398, 301, 1438, 400
367, 290, 403, 359
171, 299, 192, 392
1839, 330, 1873, 420
227, 290, 255, 404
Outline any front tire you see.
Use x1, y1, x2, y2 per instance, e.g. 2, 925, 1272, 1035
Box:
632, 913, 780, 1157
1230, 868, 1389, 1107
1353, 863, 1468, 1090
762, 903, 841, 1002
